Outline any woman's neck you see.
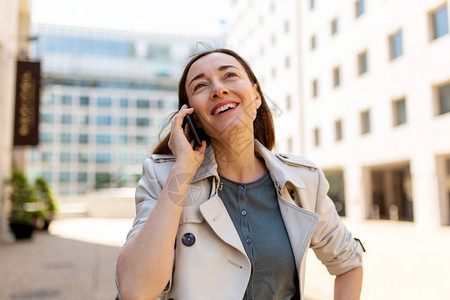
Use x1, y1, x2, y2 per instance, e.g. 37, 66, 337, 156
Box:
211, 137, 266, 183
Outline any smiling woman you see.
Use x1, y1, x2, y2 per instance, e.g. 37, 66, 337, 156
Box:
115, 49, 364, 300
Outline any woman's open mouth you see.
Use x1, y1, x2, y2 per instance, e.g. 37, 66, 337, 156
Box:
211, 102, 239, 116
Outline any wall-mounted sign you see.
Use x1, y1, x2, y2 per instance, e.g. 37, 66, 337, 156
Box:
13, 61, 40, 146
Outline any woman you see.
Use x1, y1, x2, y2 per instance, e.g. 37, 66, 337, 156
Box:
116, 49, 364, 300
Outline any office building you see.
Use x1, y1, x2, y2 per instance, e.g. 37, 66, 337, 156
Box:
27, 24, 216, 204
228, 0, 450, 227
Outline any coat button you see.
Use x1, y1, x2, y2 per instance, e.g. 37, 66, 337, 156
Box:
182, 233, 195, 247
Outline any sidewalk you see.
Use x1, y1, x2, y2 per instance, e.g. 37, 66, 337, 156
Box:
0, 218, 449, 299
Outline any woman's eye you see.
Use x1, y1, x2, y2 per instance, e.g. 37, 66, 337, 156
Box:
225, 72, 238, 79
193, 82, 206, 91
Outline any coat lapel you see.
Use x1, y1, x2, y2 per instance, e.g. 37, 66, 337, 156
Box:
199, 194, 247, 256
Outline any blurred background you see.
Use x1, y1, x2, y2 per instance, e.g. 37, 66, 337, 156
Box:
0, 0, 449, 299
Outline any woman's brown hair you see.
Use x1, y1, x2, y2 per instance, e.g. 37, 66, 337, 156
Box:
152, 48, 275, 154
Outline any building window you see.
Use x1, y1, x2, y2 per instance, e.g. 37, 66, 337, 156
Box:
96, 134, 111, 144
136, 136, 148, 145
358, 51, 368, 75
118, 153, 128, 164
437, 82, 450, 115
311, 35, 317, 50
119, 117, 128, 126
355, 0, 365, 17
61, 133, 71, 143
118, 135, 128, 144
314, 127, 320, 146
62, 95, 72, 105
361, 110, 371, 134
97, 116, 112, 125
135, 153, 148, 164
335, 120, 343, 141
136, 117, 150, 127
60, 152, 71, 163
331, 18, 339, 35
157, 99, 165, 109
79, 115, 89, 125
41, 92, 55, 105
392, 98, 407, 126
80, 96, 89, 106
312, 79, 319, 98
389, 30, 403, 60
95, 173, 111, 185
285, 56, 290, 69
120, 98, 128, 107
286, 94, 292, 111
42, 152, 53, 162
136, 99, 150, 108
271, 67, 277, 79
77, 172, 88, 183
40, 132, 53, 143
97, 97, 112, 107
61, 114, 72, 124
431, 5, 448, 40
41, 113, 54, 124
310, 0, 315, 10
78, 134, 88, 144
96, 153, 111, 163
333, 67, 341, 87
41, 171, 52, 182
59, 172, 70, 183
78, 153, 88, 163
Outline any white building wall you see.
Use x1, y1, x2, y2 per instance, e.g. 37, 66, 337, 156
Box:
0, 0, 31, 242
228, 0, 303, 154
230, 0, 450, 227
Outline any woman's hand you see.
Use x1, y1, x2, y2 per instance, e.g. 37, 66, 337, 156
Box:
168, 104, 207, 173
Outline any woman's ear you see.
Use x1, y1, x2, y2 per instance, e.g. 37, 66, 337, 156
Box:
253, 84, 262, 109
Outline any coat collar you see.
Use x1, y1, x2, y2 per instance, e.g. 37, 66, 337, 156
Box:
191, 140, 306, 190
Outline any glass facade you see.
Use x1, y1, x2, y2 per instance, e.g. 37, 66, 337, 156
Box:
29, 23, 200, 197
97, 116, 112, 125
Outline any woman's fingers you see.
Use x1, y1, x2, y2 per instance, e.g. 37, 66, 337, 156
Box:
172, 104, 193, 130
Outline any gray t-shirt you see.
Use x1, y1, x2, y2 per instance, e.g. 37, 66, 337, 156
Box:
219, 170, 299, 300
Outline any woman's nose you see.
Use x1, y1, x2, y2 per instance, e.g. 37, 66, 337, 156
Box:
211, 81, 229, 99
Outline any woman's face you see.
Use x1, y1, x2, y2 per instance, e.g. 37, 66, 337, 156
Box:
185, 53, 261, 140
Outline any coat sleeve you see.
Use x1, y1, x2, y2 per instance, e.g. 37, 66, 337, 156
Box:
117, 158, 173, 297
124, 158, 163, 244
309, 168, 363, 276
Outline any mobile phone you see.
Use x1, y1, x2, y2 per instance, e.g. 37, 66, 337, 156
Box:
184, 114, 202, 148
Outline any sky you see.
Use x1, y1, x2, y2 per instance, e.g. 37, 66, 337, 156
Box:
31, 0, 232, 36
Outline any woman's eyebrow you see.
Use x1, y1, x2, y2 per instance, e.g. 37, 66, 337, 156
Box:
188, 65, 239, 88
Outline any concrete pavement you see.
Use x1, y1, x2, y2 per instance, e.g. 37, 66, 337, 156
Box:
0, 218, 449, 300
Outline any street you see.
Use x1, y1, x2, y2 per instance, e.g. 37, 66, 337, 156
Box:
0, 218, 449, 300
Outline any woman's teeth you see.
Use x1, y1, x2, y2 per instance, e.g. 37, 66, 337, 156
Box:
213, 103, 237, 115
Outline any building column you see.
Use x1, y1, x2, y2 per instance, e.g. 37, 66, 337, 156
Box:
410, 154, 441, 228
344, 163, 365, 221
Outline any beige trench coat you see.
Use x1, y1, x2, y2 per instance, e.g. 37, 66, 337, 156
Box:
117, 140, 363, 300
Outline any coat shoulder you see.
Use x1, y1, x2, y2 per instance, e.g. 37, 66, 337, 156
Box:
275, 153, 318, 171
